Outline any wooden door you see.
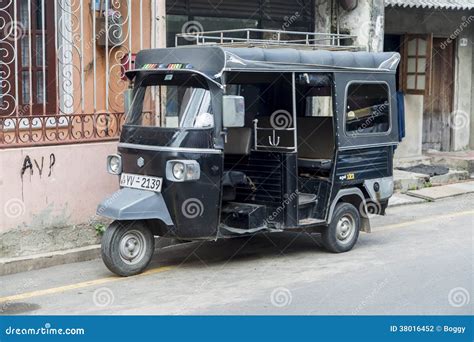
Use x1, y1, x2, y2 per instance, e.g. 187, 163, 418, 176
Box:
422, 38, 454, 151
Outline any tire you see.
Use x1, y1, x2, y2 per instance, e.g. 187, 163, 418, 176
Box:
101, 220, 155, 276
321, 202, 360, 253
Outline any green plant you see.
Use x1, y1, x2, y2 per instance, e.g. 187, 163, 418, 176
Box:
407, 185, 418, 191
95, 223, 106, 236
423, 181, 432, 188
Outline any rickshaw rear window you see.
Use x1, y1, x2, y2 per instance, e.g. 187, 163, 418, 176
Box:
345, 83, 390, 134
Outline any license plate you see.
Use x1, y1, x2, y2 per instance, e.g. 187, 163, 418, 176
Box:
120, 173, 163, 192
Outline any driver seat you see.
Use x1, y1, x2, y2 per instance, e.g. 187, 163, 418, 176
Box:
224, 128, 252, 155
223, 128, 253, 201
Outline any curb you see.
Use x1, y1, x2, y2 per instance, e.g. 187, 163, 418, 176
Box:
388, 193, 427, 207
0, 238, 183, 276
0, 245, 101, 276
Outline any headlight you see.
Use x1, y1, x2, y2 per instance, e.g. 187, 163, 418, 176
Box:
166, 160, 200, 182
172, 162, 185, 180
107, 154, 122, 175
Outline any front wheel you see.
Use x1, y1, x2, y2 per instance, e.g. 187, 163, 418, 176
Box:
321, 202, 360, 253
101, 220, 155, 276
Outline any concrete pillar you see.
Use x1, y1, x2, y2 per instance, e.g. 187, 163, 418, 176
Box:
452, 24, 473, 151
337, 0, 385, 52
152, 0, 166, 48
315, 0, 332, 34
394, 95, 424, 159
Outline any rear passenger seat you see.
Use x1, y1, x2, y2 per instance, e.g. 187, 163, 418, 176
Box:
296, 117, 334, 171
255, 116, 335, 171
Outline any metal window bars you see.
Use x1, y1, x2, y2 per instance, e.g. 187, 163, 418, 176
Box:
0, 0, 156, 148
175, 28, 361, 51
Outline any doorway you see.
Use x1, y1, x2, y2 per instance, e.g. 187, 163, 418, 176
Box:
422, 38, 455, 151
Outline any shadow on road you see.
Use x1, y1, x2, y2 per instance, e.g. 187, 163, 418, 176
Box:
148, 231, 328, 271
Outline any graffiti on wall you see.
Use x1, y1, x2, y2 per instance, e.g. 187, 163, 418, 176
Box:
21, 154, 56, 179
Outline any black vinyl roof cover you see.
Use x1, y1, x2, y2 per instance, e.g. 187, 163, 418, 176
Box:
130, 46, 400, 80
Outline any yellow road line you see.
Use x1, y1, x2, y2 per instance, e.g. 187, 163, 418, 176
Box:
0, 266, 174, 304
375, 210, 474, 232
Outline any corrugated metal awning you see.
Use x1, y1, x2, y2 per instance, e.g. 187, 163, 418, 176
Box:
384, 0, 474, 10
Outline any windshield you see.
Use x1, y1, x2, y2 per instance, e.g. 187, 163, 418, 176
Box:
126, 83, 213, 128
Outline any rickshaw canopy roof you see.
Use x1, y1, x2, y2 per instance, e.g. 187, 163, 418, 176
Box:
126, 46, 400, 81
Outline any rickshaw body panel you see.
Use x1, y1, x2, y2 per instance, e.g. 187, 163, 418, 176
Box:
116, 141, 223, 240
324, 71, 399, 222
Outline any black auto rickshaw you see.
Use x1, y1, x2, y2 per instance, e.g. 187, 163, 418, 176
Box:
98, 31, 402, 276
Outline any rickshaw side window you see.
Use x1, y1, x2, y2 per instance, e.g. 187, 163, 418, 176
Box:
126, 84, 213, 128
345, 83, 390, 134
297, 86, 333, 117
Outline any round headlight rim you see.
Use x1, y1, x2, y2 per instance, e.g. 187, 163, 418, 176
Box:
109, 157, 120, 173
107, 154, 122, 175
172, 162, 185, 180
165, 159, 201, 182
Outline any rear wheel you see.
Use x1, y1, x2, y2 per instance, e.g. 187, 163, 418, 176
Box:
321, 202, 360, 253
101, 220, 155, 276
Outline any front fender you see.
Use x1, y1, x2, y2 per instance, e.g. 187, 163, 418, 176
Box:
97, 188, 174, 226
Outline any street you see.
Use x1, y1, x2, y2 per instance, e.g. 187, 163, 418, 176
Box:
0, 194, 472, 315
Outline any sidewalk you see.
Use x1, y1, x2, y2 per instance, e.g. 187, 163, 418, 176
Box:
425, 150, 474, 174
406, 181, 474, 201
394, 150, 474, 189
393, 166, 469, 192
389, 181, 474, 207
391, 158, 473, 207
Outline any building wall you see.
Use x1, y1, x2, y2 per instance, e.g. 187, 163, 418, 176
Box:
0, 1, 167, 258
0, 142, 119, 257
385, 8, 473, 156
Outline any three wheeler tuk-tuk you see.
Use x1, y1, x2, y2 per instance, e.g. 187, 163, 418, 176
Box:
97, 30, 402, 276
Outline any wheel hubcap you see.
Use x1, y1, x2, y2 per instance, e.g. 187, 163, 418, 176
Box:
336, 214, 355, 244
119, 230, 147, 265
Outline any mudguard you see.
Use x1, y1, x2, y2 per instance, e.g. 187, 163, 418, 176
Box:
327, 188, 371, 233
96, 188, 174, 226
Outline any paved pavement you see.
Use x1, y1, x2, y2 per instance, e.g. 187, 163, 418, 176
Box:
406, 180, 474, 201
0, 194, 472, 315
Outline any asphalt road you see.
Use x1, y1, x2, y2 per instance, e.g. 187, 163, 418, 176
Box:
0, 194, 472, 315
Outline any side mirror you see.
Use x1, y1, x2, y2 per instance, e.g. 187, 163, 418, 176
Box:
222, 95, 245, 128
